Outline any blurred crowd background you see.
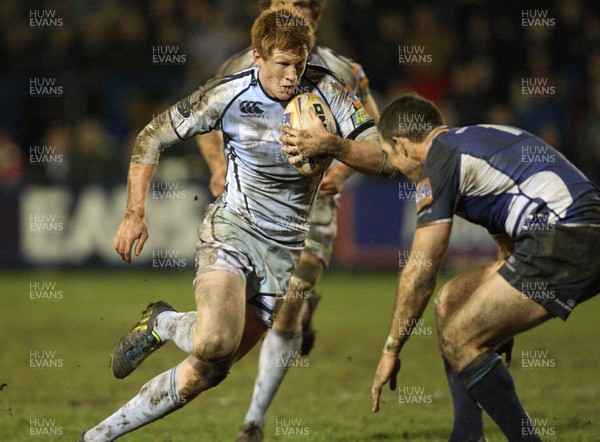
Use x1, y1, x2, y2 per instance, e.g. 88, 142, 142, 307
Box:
1, 0, 600, 190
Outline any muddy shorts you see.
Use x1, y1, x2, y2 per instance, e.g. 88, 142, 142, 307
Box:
498, 225, 600, 320
194, 204, 303, 327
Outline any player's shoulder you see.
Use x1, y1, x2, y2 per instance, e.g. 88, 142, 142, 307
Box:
303, 63, 364, 108
203, 67, 256, 94
187, 67, 257, 115
216, 47, 254, 77
312, 46, 357, 70
311, 45, 368, 89
435, 126, 483, 151
443, 125, 537, 157
303, 63, 347, 90
448, 124, 534, 141
424, 127, 462, 167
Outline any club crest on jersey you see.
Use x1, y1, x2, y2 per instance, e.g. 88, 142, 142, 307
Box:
239, 100, 265, 117
416, 178, 433, 211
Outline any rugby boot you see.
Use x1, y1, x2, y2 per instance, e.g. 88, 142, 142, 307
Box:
111, 301, 176, 379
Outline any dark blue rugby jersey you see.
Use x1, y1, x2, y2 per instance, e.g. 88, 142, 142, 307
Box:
415, 125, 600, 237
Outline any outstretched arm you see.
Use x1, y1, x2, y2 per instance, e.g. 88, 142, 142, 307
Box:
114, 111, 180, 262
114, 163, 155, 263
371, 221, 452, 412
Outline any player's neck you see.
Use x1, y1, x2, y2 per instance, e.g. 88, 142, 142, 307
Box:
403, 157, 423, 183
418, 125, 447, 162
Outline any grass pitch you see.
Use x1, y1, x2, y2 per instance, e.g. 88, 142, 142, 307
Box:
1, 270, 598, 441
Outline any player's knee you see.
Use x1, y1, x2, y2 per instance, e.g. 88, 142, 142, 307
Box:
181, 361, 229, 398
438, 323, 462, 359
274, 306, 302, 331
192, 335, 238, 364
276, 275, 314, 331
287, 275, 314, 303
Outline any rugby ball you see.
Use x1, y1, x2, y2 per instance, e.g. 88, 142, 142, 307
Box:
282, 93, 336, 177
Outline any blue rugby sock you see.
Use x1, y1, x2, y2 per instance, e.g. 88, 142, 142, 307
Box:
443, 358, 484, 442
459, 352, 541, 441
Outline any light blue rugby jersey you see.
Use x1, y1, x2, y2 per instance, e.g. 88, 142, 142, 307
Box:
415, 124, 600, 238
169, 65, 376, 244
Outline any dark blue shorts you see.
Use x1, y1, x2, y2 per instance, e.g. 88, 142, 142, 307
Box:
498, 225, 600, 320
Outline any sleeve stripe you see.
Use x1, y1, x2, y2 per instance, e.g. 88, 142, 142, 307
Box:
346, 120, 376, 140
417, 218, 453, 227
169, 110, 185, 141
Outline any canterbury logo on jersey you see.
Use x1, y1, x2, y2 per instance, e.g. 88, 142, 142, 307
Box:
239, 101, 264, 115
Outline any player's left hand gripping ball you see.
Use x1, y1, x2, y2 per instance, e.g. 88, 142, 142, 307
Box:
282, 92, 336, 177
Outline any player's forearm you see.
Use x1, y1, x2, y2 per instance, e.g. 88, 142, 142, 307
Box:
124, 163, 156, 219
327, 137, 395, 177
386, 265, 437, 353
126, 111, 180, 217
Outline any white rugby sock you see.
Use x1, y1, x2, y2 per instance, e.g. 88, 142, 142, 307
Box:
154, 311, 196, 354
84, 366, 184, 441
244, 328, 303, 427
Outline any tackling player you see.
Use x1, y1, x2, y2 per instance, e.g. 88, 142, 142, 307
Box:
366, 94, 600, 441
78, 7, 394, 441
195, 1, 380, 440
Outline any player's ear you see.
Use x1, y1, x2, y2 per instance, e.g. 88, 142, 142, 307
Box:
392, 136, 409, 157
253, 49, 263, 67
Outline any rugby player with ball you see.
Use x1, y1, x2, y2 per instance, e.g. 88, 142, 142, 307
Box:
194, 2, 382, 440
79, 6, 394, 441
